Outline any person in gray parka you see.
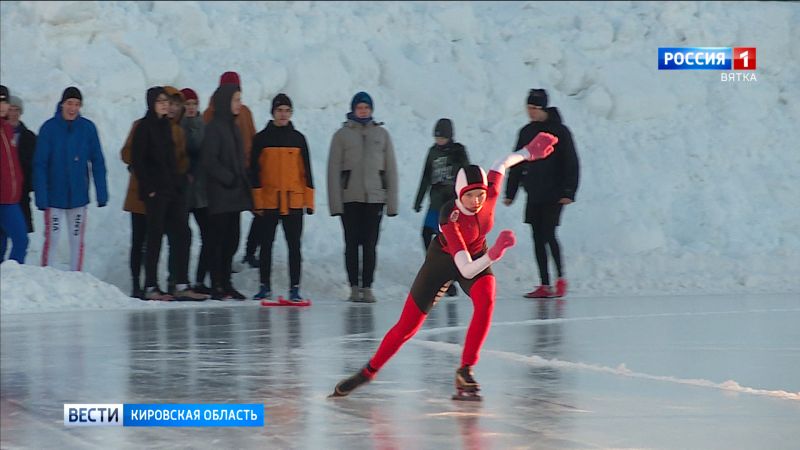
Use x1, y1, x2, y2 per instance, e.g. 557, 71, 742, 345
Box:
327, 91, 398, 303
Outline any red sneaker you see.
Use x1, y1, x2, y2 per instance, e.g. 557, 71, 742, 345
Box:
555, 278, 568, 298
524, 285, 554, 298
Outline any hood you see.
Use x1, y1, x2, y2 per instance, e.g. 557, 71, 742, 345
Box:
144, 86, 167, 120
146, 87, 165, 113
212, 84, 240, 122
542, 107, 563, 125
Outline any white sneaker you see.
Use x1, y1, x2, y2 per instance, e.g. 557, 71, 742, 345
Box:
348, 286, 360, 302
359, 288, 376, 303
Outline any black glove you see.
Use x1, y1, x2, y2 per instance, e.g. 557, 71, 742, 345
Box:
306, 208, 314, 215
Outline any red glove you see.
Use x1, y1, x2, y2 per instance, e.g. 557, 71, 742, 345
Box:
488, 230, 516, 261
523, 132, 558, 161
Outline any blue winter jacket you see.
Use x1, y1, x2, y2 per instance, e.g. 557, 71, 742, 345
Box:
34, 103, 108, 210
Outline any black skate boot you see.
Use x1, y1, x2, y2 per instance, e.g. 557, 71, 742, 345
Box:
452, 365, 482, 401
329, 365, 375, 398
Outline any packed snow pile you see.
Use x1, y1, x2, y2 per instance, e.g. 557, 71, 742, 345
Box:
1, 1, 799, 314
0, 261, 162, 313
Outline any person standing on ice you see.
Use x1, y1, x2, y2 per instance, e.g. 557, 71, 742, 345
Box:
6, 96, 37, 235
34, 86, 108, 271
327, 91, 399, 303
0, 85, 29, 264
250, 94, 314, 303
203, 71, 262, 270
413, 118, 470, 296
504, 89, 580, 299
330, 131, 558, 400
131, 87, 207, 302
180, 87, 213, 296
202, 83, 253, 300
162, 86, 191, 295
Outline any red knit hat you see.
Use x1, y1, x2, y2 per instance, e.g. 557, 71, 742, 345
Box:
180, 88, 198, 102
219, 71, 241, 87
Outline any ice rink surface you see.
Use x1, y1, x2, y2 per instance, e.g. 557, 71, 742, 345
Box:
2, 293, 799, 449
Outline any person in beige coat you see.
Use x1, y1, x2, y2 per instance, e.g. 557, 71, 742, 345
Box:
327, 91, 398, 303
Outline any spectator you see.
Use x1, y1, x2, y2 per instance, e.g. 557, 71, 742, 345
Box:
180, 87, 212, 295
201, 71, 261, 269
131, 87, 207, 301
504, 89, 580, 298
6, 95, 37, 234
413, 118, 470, 296
162, 86, 191, 294
0, 85, 29, 263
250, 93, 314, 302
202, 84, 253, 300
34, 86, 108, 271
327, 91, 398, 303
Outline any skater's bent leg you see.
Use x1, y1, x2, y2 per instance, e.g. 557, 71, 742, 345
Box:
461, 275, 496, 367
368, 293, 428, 373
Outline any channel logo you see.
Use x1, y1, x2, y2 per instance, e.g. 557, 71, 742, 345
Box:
64, 403, 264, 427
658, 47, 756, 70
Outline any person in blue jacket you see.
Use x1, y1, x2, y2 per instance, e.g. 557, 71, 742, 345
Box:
33, 86, 108, 271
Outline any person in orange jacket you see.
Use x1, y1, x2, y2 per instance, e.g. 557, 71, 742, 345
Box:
250, 94, 314, 302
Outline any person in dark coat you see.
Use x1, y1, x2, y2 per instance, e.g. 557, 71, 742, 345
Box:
180, 87, 213, 294
504, 89, 580, 299
201, 83, 254, 300
413, 118, 470, 296
132, 87, 207, 301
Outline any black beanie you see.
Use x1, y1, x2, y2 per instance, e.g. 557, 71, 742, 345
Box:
61, 86, 83, 103
527, 88, 548, 108
271, 93, 292, 114
0, 85, 8, 102
434, 118, 453, 139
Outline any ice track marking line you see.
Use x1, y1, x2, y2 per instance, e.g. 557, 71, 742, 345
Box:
412, 340, 800, 401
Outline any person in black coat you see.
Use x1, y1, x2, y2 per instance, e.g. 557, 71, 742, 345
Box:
132, 87, 206, 301
6, 96, 37, 233
201, 83, 253, 300
504, 89, 580, 298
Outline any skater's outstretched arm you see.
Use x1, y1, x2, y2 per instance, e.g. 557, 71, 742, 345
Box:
490, 132, 558, 176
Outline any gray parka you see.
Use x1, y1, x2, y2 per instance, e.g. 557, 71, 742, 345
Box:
327, 119, 398, 216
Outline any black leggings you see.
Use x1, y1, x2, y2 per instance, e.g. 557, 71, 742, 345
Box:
528, 203, 564, 286
245, 213, 265, 257
341, 202, 383, 288
144, 196, 190, 289
258, 213, 303, 289
208, 212, 240, 290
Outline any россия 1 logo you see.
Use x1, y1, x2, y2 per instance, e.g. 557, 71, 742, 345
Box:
658, 47, 757, 82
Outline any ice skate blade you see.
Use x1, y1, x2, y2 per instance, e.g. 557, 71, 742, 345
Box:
451, 393, 482, 402
328, 389, 350, 399
261, 296, 312, 307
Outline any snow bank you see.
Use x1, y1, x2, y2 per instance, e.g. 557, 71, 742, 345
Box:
0, 261, 161, 314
